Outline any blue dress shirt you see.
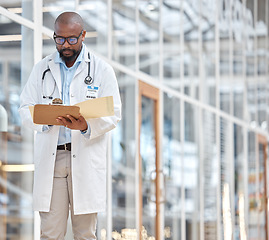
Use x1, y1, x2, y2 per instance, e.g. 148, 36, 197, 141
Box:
43, 44, 90, 145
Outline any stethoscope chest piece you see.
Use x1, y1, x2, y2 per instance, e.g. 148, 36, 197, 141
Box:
84, 75, 93, 85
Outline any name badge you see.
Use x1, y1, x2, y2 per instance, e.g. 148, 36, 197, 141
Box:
85, 86, 99, 99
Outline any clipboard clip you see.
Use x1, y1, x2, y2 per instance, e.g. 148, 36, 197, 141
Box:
52, 98, 63, 105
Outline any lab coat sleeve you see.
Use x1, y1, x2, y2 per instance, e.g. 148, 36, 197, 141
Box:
87, 65, 121, 140
19, 64, 44, 132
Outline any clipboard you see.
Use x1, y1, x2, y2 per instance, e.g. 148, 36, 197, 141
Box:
33, 105, 80, 125
29, 96, 115, 125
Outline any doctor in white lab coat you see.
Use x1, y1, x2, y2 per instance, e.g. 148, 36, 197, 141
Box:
19, 12, 121, 239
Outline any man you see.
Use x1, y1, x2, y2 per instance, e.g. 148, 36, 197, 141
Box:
19, 12, 121, 239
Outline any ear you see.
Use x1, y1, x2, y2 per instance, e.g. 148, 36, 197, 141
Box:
82, 30, 86, 41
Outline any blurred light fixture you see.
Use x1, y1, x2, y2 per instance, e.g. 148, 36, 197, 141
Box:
78, 5, 95, 10
0, 34, 21, 42
85, 31, 98, 38
7, 7, 22, 13
7, 6, 65, 13
1, 163, 34, 172
7, 4, 95, 14
42, 6, 65, 12
0, 32, 97, 43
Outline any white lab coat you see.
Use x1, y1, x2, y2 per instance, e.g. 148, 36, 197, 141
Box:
19, 46, 121, 214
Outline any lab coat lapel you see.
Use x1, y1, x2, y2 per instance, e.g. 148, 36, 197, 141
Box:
73, 47, 90, 80
73, 58, 89, 81
48, 57, 61, 96
73, 60, 84, 79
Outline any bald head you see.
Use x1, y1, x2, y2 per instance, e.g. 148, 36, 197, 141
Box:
54, 12, 86, 67
55, 12, 84, 30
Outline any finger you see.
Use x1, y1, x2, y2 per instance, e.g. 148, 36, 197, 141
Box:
56, 118, 64, 125
77, 114, 87, 124
78, 114, 86, 122
57, 117, 68, 126
78, 116, 88, 131
66, 115, 77, 123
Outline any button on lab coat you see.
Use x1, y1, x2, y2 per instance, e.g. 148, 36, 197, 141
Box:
19, 46, 121, 214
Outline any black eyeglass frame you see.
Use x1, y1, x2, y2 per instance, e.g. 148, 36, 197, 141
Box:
53, 31, 83, 45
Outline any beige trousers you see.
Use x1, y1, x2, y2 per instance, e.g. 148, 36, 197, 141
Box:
39, 150, 97, 240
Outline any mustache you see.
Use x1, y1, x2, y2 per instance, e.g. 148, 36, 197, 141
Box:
59, 48, 78, 62
59, 48, 76, 55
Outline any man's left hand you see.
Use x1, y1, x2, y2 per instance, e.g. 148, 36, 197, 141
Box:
56, 114, 88, 131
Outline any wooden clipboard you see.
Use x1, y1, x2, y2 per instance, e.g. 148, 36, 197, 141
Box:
33, 105, 80, 125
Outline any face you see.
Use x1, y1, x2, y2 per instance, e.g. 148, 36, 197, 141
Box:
54, 22, 86, 65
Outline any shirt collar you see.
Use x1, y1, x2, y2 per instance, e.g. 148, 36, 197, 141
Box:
54, 43, 85, 67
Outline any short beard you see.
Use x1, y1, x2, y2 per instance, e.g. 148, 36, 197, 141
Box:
59, 48, 79, 63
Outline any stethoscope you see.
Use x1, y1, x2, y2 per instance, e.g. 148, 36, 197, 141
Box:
42, 53, 93, 99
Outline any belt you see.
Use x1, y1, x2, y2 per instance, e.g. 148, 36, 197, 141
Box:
57, 143, 71, 151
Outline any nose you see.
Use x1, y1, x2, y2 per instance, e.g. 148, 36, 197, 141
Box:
62, 39, 71, 48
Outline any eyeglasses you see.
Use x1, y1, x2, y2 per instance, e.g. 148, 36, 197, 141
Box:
53, 31, 83, 45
